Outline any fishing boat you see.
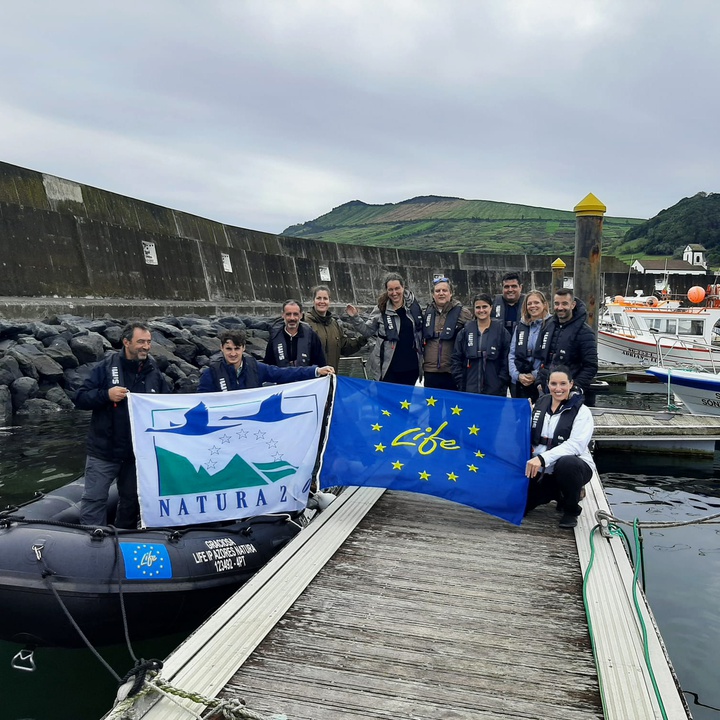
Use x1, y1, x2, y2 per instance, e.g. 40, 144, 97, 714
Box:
0, 477, 303, 648
645, 366, 720, 416
598, 287, 720, 369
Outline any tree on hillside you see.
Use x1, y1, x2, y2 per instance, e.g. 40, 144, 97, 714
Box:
623, 192, 720, 263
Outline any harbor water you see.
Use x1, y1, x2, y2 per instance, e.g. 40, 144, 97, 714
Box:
1, 386, 719, 720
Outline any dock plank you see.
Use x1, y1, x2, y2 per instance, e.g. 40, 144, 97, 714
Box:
217, 492, 603, 720
127, 479, 688, 720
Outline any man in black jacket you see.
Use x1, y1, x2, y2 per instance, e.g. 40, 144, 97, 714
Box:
263, 299, 327, 368
492, 272, 525, 336
75, 322, 169, 528
535, 289, 598, 402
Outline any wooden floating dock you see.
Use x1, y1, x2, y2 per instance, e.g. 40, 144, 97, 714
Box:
591, 406, 720, 455
124, 477, 689, 720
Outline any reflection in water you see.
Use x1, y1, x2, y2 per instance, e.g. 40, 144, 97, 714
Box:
0, 413, 90, 507
598, 465, 720, 720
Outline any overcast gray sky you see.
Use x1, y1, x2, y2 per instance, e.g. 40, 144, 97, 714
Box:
2, 1, 717, 233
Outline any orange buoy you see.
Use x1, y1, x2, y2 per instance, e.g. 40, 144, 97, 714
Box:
614, 295, 624, 303
688, 286, 706, 304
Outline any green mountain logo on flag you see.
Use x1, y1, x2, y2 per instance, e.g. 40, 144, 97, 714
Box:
156, 446, 298, 496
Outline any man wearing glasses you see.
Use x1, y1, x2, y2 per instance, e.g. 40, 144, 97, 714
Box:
422, 277, 472, 391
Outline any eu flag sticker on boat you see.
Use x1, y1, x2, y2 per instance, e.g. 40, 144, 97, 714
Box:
120, 542, 173, 580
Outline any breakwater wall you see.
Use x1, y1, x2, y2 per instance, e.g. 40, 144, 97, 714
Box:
0, 160, 692, 319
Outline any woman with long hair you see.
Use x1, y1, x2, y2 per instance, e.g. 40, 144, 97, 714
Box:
451, 292, 510, 396
304, 285, 366, 374
509, 290, 550, 401
346, 272, 423, 385
524, 365, 595, 529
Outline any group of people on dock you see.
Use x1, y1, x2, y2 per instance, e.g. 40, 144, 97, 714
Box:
74, 270, 598, 531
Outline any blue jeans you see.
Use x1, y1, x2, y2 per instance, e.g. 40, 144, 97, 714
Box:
80, 455, 139, 528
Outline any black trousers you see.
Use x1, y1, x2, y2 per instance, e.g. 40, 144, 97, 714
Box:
512, 381, 539, 402
424, 372, 458, 391
383, 368, 419, 386
525, 455, 592, 516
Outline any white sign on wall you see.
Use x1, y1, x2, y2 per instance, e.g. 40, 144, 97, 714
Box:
319, 266, 331, 282
221, 253, 233, 273
142, 241, 159, 266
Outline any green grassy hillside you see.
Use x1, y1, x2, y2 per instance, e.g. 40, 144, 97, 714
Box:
283, 196, 645, 256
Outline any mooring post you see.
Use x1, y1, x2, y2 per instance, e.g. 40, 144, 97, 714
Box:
573, 193, 606, 334
550, 257, 566, 300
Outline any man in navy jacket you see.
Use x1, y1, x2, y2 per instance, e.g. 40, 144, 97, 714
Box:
75, 322, 169, 528
199, 329, 334, 393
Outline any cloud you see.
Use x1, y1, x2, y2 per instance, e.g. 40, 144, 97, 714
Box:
1, 1, 720, 231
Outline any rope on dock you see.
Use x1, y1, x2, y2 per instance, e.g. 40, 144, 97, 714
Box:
596, 508, 720, 529
108, 670, 288, 720
584, 507, 720, 720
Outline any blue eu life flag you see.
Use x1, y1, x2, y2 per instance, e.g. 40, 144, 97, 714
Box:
120, 542, 173, 580
320, 376, 530, 525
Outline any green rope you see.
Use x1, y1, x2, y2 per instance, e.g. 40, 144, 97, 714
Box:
582, 524, 610, 715
107, 671, 288, 720
630, 518, 669, 720
582, 522, 669, 720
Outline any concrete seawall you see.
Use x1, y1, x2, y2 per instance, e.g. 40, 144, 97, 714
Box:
0, 160, 686, 320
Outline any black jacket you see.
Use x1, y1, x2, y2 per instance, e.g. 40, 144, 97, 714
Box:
492, 294, 525, 335
535, 299, 598, 392
451, 319, 510, 396
263, 322, 327, 367
197, 354, 318, 392
75, 352, 169, 461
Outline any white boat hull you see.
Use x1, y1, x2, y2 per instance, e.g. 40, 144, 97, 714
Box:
646, 367, 720, 415
598, 330, 720, 369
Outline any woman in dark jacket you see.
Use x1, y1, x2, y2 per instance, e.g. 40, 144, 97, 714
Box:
451, 293, 510, 396
346, 272, 423, 386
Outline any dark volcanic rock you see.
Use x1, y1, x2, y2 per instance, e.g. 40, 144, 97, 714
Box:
31, 322, 62, 341
0, 386, 12, 424
0, 310, 320, 417
9, 344, 65, 383
44, 337, 80, 369
63, 365, 95, 399
43, 385, 77, 410
192, 335, 222, 357
16, 398, 64, 417
10, 376, 39, 411
0, 356, 22, 386
0, 320, 33, 340
103, 326, 123, 346
70, 333, 107, 364
8, 347, 39, 381
172, 338, 199, 364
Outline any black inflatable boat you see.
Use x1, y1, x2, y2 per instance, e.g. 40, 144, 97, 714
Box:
0, 478, 302, 648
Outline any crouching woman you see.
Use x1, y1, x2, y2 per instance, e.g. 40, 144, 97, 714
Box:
524, 365, 595, 529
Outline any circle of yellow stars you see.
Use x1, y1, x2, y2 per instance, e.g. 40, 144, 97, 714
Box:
372, 396, 486, 483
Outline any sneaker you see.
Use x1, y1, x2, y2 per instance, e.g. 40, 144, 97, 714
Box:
559, 513, 578, 529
